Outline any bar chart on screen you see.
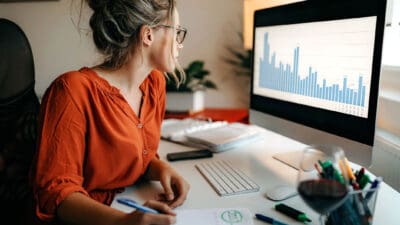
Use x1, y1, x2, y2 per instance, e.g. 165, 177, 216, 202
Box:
253, 17, 377, 118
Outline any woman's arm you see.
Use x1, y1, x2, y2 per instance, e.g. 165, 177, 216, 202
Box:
58, 192, 176, 225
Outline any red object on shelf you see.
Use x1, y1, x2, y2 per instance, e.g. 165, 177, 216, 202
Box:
164, 108, 249, 124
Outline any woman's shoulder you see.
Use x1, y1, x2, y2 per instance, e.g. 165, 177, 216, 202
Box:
43, 67, 107, 105
148, 69, 166, 89
50, 67, 113, 96
41, 68, 112, 114
53, 67, 96, 89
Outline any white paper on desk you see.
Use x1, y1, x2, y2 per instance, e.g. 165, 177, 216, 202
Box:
175, 208, 254, 225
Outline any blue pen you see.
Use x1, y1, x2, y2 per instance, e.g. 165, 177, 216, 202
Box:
117, 198, 159, 214
255, 213, 289, 225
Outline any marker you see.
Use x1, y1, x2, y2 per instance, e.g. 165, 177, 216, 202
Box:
359, 174, 371, 189
255, 214, 289, 225
117, 198, 159, 214
343, 157, 356, 181
365, 177, 382, 201
351, 180, 360, 190
275, 203, 312, 223
314, 163, 323, 177
356, 167, 365, 183
338, 160, 347, 181
333, 167, 345, 184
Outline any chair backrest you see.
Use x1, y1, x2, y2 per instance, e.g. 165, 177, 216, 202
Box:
0, 18, 40, 202
0, 18, 35, 101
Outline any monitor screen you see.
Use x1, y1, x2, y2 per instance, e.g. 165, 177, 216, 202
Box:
250, 0, 386, 147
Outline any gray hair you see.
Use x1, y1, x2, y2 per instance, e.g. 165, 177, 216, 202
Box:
85, 0, 184, 84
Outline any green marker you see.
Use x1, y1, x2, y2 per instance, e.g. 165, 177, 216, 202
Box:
275, 203, 312, 223
359, 174, 371, 189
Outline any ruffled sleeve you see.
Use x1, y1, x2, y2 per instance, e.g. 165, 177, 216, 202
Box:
32, 77, 89, 221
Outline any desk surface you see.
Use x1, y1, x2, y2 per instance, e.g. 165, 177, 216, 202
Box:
112, 127, 400, 225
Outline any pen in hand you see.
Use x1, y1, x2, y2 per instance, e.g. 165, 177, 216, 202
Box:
117, 198, 159, 214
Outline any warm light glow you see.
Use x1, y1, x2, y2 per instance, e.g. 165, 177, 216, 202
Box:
243, 0, 304, 49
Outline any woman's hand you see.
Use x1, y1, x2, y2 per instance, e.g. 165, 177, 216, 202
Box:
145, 158, 190, 208
121, 200, 176, 225
57, 193, 176, 225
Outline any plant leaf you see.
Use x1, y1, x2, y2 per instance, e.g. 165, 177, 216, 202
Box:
202, 80, 217, 89
192, 70, 210, 79
166, 60, 217, 92
186, 60, 204, 75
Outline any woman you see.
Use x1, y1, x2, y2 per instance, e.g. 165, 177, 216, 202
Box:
31, 0, 190, 224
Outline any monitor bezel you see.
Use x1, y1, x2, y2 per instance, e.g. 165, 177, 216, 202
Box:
250, 0, 386, 146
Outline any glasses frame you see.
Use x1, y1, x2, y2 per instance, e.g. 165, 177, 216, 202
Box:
154, 25, 187, 44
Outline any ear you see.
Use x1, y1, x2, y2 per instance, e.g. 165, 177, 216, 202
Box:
141, 25, 153, 46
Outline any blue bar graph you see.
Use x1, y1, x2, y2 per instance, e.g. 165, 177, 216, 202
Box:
259, 33, 366, 107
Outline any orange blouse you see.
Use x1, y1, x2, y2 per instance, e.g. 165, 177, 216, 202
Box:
31, 68, 166, 222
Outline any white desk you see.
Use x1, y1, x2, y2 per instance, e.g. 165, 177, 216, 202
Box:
112, 128, 400, 225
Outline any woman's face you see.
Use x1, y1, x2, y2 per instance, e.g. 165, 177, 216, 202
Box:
150, 9, 183, 72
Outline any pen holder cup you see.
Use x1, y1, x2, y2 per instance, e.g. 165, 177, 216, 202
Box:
326, 187, 380, 225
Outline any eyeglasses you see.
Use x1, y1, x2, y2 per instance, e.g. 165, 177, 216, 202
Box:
155, 25, 187, 44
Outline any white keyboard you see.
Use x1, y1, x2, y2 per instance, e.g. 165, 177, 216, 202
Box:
195, 160, 260, 196
161, 118, 227, 139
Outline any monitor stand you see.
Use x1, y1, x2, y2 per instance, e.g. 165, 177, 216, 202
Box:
272, 151, 304, 170
250, 110, 373, 167
273, 150, 325, 171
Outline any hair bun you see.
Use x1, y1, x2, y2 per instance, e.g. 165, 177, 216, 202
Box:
86, 0, 109, 10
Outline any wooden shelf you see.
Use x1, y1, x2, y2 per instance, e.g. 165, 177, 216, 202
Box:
165, 108, 249, 124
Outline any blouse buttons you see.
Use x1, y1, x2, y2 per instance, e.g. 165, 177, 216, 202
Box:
143, 149, 148, 155
137, 123, 143, 129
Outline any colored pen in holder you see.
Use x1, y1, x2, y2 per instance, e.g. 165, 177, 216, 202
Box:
308, 156, 381, 225
326, 180, 381, 225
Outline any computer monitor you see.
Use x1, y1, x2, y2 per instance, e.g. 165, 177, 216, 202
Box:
249, 0, 386, 167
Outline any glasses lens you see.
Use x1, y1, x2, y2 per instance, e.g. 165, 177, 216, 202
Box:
176, 29, 186, 44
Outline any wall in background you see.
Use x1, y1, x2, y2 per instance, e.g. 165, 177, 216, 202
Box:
0, 0, 98, 97
0, 0, 248, 107
243, 0, 302, 49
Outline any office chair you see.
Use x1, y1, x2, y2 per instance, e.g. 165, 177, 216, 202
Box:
0, 18, 40, 224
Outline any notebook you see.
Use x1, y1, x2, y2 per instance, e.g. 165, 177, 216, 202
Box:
161, 118, 262, 152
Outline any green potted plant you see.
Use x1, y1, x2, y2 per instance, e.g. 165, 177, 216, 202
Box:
223, 49, 252, 77
166, 60, 217, 113
223, 32, 253, 77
